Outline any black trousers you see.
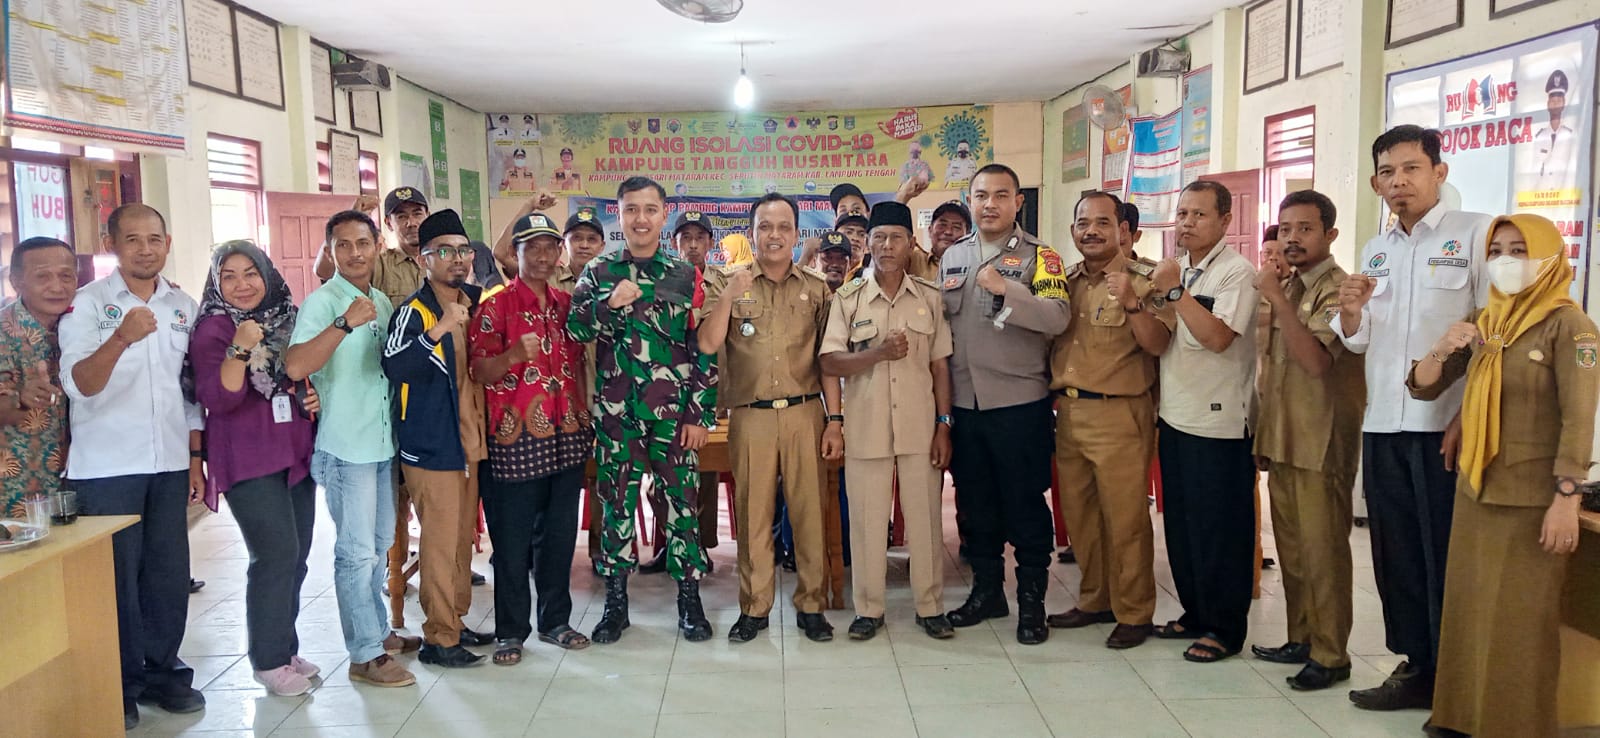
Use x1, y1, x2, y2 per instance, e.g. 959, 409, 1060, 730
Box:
483, 465, 583, 641
1362, 431, 1455, 673
225, 472, 316, 671
950, 398, 1056, 572
77, 471, 194, 699
1157, 421, 1255, 651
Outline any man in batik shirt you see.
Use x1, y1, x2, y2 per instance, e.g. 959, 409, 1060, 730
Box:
568, 176, 717, 644
1, 237, 77, 517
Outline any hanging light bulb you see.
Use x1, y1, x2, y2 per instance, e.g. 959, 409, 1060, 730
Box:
733, 43, 754, 110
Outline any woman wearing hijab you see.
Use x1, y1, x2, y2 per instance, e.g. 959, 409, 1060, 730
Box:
185, 241, 322, 697
1407, 214, 1598, 738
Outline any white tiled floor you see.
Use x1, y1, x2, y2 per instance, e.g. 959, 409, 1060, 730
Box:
127, 481, 1434, 737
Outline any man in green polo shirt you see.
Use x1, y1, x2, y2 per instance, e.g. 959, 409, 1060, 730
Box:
286, 210, 417, 688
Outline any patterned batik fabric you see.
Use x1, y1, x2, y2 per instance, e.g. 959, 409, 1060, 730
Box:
0, 301, 66, 518
567, 247, 717, 580
469, 279, 594, 482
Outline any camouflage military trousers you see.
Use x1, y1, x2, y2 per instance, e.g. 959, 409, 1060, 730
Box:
594, 414, 709, 581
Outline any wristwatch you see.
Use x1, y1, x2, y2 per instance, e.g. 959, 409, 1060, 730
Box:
1152, 285, 1183, 309
1557, 478, 1580, 497
936, 414, 954, 428
333, 316, 353, 334
227, 344, 252, 361
825, 414, 845, 425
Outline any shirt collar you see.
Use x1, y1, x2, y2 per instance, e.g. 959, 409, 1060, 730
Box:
1387, 201, 1450, 241
1181, 241, 1227, 271
756, 261, 800, 284
863, 272, 917, 303
7, 299, 54, 335
1294, 256, 1337, 288
110, 268, 172, 302
329, 272, 376, 301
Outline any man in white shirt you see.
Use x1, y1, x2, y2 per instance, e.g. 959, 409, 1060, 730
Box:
1337, 125, 1490, 711
1148, 181, 1260, 665
58, 204, 206, 730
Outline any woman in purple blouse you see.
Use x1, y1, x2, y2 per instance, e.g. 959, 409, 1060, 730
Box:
184, 241, 321, 696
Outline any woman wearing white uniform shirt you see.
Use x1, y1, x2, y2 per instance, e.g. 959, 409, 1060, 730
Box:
58, 204, 207, 731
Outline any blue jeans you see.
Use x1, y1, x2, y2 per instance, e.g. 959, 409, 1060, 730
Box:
312, 451, 395, 664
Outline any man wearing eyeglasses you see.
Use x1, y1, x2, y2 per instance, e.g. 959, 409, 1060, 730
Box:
381, 210, 490, 668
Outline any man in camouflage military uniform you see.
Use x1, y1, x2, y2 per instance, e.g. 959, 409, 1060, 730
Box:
567, 176, 717, 644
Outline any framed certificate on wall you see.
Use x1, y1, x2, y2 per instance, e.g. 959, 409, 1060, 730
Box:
1386, 0, 1464, 49
1244, 0, 1291, 94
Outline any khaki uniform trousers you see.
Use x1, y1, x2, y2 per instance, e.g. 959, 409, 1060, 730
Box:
846, 455, 944, 618
1054, 393, 1157, 625
730, 403, 826, 616
1265, 461, 1353, 668
820, 457, 847, 609
403, 465, 480, 647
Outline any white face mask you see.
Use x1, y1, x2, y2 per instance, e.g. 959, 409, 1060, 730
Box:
514, 157, 526, 167
1486, 254, 1547, 295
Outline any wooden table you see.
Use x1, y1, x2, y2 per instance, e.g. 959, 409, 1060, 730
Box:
1, 515, 135, 737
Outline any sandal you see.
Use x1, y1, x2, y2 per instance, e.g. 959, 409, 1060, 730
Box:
1153, 620, 1191, 640
538, 625, 592, 651
1182, 635, 1239, 664
493, 639, 523, 666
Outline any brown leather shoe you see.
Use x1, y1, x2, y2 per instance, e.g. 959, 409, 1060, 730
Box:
1045, 607, 1116, 629
348, 654, 417, 687
1105, 623, 1153, 649
383, 631, 422, 656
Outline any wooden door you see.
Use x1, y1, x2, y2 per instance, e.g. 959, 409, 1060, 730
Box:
264, 192, 350, 303
1199, 169, 1262, 266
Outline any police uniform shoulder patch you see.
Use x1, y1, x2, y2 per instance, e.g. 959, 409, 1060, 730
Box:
836, 277, 866, 297
1037, 245, 1065, 276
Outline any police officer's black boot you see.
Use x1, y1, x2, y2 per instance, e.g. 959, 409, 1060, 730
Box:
1015, 566, 1050, 645
677, 578, 713, 642
592, 573, 630, 644
946, 558, 1009, 627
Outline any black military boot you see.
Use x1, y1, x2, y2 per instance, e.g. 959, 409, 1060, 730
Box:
947, 558, 1009, 627
677, 578, 713, 642
591, 573, 630, 644
1015, 566, 1050, 645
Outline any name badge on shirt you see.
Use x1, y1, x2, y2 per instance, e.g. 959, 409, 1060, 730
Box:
272, 394, 294, 424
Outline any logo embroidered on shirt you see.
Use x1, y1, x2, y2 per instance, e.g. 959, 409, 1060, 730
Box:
104, 305, 122, 320
1368, 253, 1387, 269
173, 309, 187, 326
1441, 240, 1463, 257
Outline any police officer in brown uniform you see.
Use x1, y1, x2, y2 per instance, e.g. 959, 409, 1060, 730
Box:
1249, 191, 1365, 691
699, 192, 842, 643
819, 202, 956, 641
1044, 192, 1173, 649
939, 164, 1071, 645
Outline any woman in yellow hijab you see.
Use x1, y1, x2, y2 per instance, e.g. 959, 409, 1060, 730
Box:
720, 233, 753, 267
1407, 214, 1598, 738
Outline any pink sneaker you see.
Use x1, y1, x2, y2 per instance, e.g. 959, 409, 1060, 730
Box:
288, 655, 320, 679
253, 665, 313, 696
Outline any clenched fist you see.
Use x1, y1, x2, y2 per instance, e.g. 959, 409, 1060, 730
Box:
1338, 274, 1376, 318
232, 319, 264, 351
877, 328, 910, 362
513, 332, 542, 362
1105, 271, 1140, 310
114, 307, 158, 345
1151, 259, 1181, 292
1255, 262, 1286, 303
608, 279, 643, 309
727, 268, 756, 296
528, 190, 558, 212
975, 265, 1008, 296
343, 297, 377, 328
1431, 322, 1480, 357
440, 302, 471, 330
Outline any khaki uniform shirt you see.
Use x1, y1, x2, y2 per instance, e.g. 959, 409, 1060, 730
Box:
1049, 257, 1174, 397
701, 262, 832, 408
939, 225, 1072, 410
372, 248, 425, 311
1409, 306, 1599, 506
819, 275, 953, 459
447, 290, 487, 466
1253, 258, 1365, 473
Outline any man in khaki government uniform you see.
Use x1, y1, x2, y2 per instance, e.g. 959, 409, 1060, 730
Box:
1045, 192, 1174, 650
1250, 190, 1364, 691
699, 193, 842, 643
819, 202, 956, 641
